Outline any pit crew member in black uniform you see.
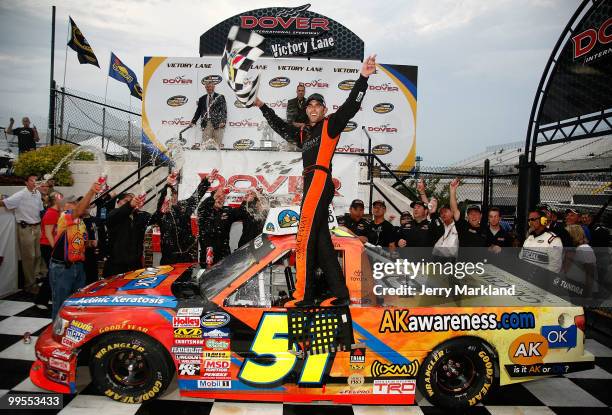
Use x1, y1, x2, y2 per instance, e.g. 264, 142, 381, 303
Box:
338, 199, 371, 243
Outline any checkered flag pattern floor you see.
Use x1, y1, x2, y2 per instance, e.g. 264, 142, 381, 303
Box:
221, 25, 265, 107
1, 292, 611, 414
288, 306, 354, 356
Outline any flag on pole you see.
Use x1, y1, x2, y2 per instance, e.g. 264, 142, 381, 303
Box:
108, 52, 142, 100
221, 26, 265, 107
67, 17, 100, 67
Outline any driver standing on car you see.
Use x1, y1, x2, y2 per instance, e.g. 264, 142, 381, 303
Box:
253, 55, 377, 307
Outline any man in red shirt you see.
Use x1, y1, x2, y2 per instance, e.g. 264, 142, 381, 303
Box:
36, 192, 63, 309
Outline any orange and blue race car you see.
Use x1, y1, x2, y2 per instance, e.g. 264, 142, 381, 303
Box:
30, 208, 595, 410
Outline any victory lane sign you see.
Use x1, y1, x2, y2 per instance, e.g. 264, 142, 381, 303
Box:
270, 35, 336, 58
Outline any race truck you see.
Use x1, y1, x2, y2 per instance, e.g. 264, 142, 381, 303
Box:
31, 206, 595, 410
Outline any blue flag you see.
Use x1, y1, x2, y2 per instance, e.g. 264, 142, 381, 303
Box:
108, 52, 142, 100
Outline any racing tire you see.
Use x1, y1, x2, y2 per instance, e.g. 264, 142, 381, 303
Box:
89, 332, 174, 404
417, 337, 496, 409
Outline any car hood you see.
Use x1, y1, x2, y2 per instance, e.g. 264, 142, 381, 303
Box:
68, 264, 193, 302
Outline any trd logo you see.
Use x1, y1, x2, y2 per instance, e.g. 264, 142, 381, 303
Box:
373, 379, 416, 395
178, 363, 200, 376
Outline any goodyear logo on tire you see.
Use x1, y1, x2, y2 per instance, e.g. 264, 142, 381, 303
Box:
201, 75, 222, 85
167, 95, 188, 107
269, 77, 290, 88
372, 144, 392, 155
233, 139, 254, 150
338, 79, 356, 91
373, 103, 394, 114
343, 121, 358, 132
278, 209, 299, 228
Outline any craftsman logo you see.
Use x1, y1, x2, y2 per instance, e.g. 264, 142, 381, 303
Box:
509, 333, 549, 365
369, 83, 399, 92
173, 316, 201, 328
372, 144, 393, 155
233, 139, 255, 150
373, 379, 416, 395
269, 77, 290, 88
201, 312, 230, 329
178, 363, 201, 376
174, 338, 205, 345
201, 75, 222, 85
572, 17, 612, 60
163, 75, 192, 85
338, 79, 356, 90
373, 103, 394, 114
166, 95, 188, 107
174, 327, 202, 338
367, 124, 398, 133
371, 360, 420, 377
119, 275, 167, 291
343, 121, 358, 132
541, 325, 577, 349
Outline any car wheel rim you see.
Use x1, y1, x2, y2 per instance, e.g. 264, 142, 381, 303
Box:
109, 350, 150, 388
435, 353, 477, 395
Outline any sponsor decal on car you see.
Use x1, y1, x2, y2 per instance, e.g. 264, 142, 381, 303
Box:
122, 266, 173, 280
278, 209, 299, 228
173, 316, 201, 328
508, 333, 549, 365
205, 338, 230, 351
350, 348, 365, 369
63, 295, 177, 308
178, 363, 201, 376
176, 307, 203, 317
203, 351, 231, 360
49, 357, 70, 371
174, 355, 201, 364
50, 349, 72, 360
201, 312, 230, 329
373, 379, 416, 395
541, 325, 577, 349
64, 320, 92, 344
119, 275, 167, 291
347, 373, 364, 386
174, 338, 205, 346
94, 342, 145, 360
197, 379, 231, 389
371, 360, 420, 377
505, 361, 594, 377
174, 327, 203, 339
98, 322, 149, 334
171, 346, 203, 354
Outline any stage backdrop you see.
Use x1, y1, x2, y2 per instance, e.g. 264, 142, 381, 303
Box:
179, 150, 360, 214
142, 57, 418, 170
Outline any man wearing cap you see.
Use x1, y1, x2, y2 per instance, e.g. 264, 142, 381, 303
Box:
338, 199, 371, 243
565, 208, 591, 243
49, 183, 102, 318
254, 55, 377, 306
396, 200, 437, 248
520, 209, 563, 273
368, 200, 395, 248
449, 178, 487, 248
431, 204, 459, 260
540, 206, 572, 247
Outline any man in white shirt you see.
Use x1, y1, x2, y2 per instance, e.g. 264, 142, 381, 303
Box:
520, 209, 563, 273
431, 204, 459, 260
0, 174, 44, 293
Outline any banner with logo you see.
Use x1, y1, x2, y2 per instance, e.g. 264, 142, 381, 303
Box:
179, 150, 359, 214
142, 57, 417, 170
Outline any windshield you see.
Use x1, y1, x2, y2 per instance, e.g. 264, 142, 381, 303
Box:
197, 234, 276, 300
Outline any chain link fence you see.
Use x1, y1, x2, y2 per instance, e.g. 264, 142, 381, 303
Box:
53, 87, 141, 161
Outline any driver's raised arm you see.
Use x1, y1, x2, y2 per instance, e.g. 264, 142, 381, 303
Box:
255, 98, 302, 147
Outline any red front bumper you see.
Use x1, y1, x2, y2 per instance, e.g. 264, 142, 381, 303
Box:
30, 325, 77, 394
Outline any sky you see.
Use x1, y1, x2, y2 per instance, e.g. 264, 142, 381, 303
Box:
0, 0, 579, 165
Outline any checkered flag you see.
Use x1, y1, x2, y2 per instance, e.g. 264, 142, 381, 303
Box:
221, 26, 265, 107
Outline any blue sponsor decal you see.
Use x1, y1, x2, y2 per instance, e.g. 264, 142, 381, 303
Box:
63, 295, 177, 308
119, 275, 168, 291
202, 328, 230, 338
541, 325, 577, 349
